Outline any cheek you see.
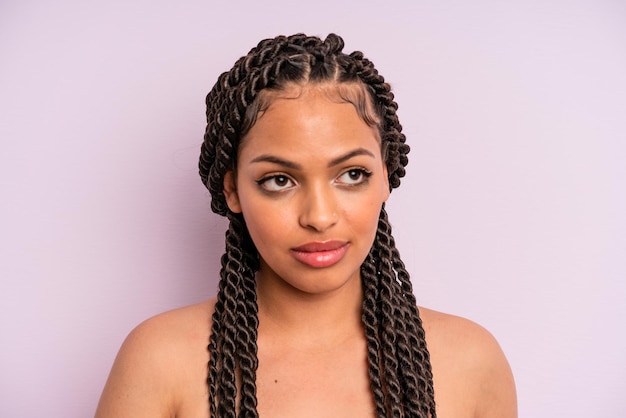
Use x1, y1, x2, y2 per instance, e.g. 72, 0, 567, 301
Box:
340, 195, 383, 233
239, 197, 294, 242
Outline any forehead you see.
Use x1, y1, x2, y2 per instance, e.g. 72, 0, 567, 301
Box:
252, 82, 380, 128
238, 86, 382, 161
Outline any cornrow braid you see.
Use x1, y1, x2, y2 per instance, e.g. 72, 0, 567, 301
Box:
200, 33, 435, 417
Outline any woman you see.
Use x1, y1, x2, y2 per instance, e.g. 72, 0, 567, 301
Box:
95, 33, 517, 418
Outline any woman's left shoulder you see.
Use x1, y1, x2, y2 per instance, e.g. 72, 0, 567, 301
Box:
418, 306, 500, 349
418, 306, 518, 418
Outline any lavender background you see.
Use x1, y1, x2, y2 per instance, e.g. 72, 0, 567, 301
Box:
1, 0, 625, 416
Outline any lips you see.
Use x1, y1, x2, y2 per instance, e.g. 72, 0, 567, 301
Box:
290, 240, 349, 268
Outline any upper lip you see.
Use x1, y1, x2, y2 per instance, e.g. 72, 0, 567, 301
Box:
291, 240, 348, 252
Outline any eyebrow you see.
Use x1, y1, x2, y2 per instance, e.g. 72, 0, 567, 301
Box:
250, 147, 376, 169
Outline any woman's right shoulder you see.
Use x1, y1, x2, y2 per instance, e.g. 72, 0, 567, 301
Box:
119, 298, 217, 360
131, 298, 217, 343
95, 298, 216, 418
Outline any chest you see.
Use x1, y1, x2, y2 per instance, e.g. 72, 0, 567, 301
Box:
174, 338, 376, 417
255, 339, 375, 417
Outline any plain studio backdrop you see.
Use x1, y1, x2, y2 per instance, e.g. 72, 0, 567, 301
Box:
1, 0, 625, 416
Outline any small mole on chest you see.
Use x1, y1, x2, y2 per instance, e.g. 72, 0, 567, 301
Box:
274, 379, 278, 383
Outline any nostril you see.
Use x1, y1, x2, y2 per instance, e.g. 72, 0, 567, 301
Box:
299, 193, 339, 232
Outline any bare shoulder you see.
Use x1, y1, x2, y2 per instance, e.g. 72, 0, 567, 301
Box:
95, 299, 216, 418
418, 307, 517, 418
419, 306, 501, 352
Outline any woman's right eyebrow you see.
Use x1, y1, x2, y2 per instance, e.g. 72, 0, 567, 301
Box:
250, 155, 301, 169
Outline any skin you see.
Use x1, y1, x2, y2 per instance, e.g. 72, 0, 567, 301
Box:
95, 84, 517, 418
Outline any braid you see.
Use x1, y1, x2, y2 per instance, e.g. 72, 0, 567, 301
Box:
347, 51, 410, 190
362, 207, 437, 417
361, 254, 387, 417
200, 33, 434, 417
208, 213, 259, 417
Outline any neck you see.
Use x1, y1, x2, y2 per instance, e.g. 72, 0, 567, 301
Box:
255, 268, 364, 348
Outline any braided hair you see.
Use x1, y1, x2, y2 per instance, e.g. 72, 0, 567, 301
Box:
199, 33, 436, 417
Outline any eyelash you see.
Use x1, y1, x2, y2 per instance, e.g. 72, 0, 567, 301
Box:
256, 168, 373, 193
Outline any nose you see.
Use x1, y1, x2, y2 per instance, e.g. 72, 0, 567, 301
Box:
298, 183, 338, 232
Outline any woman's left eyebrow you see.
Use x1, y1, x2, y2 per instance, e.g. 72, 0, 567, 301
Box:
328, 148, 375, 167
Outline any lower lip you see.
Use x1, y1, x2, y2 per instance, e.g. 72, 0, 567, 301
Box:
290, 244, 349, 268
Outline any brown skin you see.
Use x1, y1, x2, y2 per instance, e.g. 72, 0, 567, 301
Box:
95, 85, 517, 417
94, 300, 517, 418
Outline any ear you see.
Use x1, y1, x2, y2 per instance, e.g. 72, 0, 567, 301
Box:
223, 171, 242, 213
382, 164, 391, 202
380, 141, 391, 202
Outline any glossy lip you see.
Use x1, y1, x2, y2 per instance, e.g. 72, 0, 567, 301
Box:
290, 240, 349, 268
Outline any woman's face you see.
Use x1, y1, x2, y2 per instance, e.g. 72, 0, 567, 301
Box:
223, 84, 390, 296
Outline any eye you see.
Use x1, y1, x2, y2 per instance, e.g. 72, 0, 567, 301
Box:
336, 168, 372, 186
257, 174, 295, 192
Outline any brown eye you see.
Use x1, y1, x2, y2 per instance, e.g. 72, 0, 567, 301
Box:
258, 175, 295, 192
336, 169, 372, 186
